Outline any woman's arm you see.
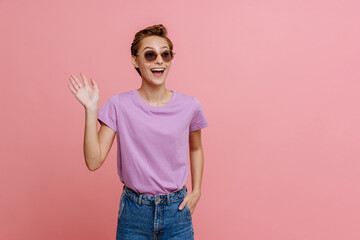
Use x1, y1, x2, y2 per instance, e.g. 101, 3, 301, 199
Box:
68, 73, 116, 171
179, 129, 204, 214
84, 108, 116, 171
189, 129, 204, 194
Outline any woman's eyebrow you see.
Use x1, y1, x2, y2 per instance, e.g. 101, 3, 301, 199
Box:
144, 46, 169, 50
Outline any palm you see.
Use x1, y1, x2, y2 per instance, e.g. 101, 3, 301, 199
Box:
68, 73, 100, 110
77, 85, 98, 107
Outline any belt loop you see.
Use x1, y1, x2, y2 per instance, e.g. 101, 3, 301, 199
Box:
167, 193, 170, 205
138, 194, 143, 205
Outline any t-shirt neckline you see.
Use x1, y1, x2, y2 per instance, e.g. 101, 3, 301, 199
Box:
132, 89, 177, 111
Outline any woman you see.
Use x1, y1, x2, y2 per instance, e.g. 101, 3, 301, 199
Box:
68, 24, 208, 240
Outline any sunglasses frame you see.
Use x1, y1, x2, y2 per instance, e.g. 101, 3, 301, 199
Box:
136, 49, 176, 62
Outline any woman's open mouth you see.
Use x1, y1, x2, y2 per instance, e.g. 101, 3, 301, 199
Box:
151, 68, 165, 77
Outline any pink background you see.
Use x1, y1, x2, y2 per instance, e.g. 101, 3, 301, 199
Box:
1, 0, 360, 239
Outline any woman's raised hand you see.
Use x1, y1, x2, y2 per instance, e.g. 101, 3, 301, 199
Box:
68, 73, 99, 110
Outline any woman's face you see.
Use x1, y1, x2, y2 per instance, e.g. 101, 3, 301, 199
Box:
131, 36, 173, 86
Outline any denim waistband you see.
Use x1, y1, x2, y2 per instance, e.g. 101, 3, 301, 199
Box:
122, 185, 188, 206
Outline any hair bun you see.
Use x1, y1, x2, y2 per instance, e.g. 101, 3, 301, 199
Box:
143, 24, 167, 37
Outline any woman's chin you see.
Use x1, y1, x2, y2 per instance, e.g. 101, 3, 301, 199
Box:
142, 73, 168, 86
150, 76, 166, 84
144, 79, 165, 86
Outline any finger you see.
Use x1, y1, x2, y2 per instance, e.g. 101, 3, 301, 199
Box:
71, 74, 83, 89
81, 73, 90, 87
179, 201, 187, 210
91, 78, 99, 92
69, 77, 79, 91
68, 83, 77, 95
70, 75, 81, 90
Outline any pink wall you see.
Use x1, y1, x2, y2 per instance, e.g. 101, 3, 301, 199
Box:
1, 0, 360, 239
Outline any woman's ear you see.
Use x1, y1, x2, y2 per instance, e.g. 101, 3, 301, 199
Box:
131, 55, 139, 68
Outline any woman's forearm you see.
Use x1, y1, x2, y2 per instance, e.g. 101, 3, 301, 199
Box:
83, 108, 101, 171
189, 148, 204, 194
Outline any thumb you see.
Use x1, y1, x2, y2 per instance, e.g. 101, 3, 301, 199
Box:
179, 201, 186, 210
91, 78, 99, 91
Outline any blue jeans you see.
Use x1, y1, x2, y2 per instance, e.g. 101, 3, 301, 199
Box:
116, 185, 194, 240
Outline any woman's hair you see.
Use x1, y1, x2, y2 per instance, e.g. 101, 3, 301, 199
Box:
131, 24, 174, 76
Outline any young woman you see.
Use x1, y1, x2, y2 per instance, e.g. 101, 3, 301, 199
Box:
68, 24, 208, 240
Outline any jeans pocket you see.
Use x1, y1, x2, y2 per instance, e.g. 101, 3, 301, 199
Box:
118, 194, 125, 219
184, 203, 192, 218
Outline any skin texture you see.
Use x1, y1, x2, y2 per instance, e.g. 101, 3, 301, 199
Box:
68, 35, 205, 216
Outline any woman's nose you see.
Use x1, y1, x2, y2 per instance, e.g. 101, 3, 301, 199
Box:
154, 54, 163, 64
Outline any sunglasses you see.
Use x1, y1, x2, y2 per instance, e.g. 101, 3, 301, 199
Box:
136, 49, 176, 62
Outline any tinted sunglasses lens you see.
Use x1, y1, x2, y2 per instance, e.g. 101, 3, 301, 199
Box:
161, 51, 173, 62
144, 51, 157, 61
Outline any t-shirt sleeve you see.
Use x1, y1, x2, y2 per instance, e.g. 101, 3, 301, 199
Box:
189, 98, 209, 132
97, 96, 118, 133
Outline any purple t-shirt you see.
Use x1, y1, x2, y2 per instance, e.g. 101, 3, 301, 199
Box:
97, 89, 208, 196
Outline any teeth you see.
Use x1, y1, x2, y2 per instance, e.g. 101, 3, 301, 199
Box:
151, 68, 164, 72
